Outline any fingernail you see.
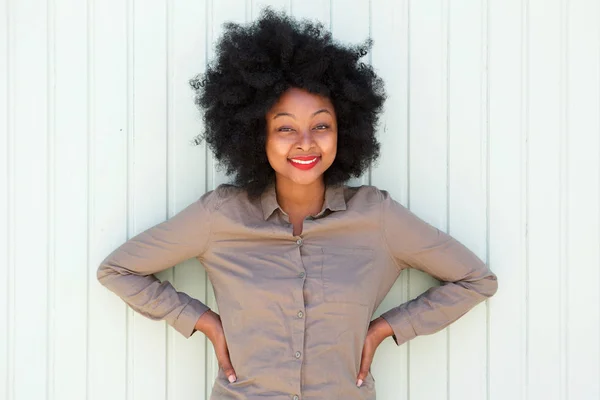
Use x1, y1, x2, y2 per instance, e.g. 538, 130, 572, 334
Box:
357, 379, 363, 387
228, 375, 236, 383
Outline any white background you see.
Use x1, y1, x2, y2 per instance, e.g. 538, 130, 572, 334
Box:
1, 0, 599, 399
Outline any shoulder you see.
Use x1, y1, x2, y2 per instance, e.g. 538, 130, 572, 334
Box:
197, 183, 248, 212
341, 184, 410, 219
214, 183, 246, 203
341, 184, 391, 206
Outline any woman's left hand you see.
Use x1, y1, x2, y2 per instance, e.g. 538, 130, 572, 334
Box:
357, 317, 394, 387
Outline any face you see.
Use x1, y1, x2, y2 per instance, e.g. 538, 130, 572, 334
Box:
265, 87, 338, 186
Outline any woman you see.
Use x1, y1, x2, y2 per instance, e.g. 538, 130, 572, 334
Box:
97, 8, 498, 400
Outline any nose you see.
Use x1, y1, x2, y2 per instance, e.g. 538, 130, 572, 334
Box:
296, 128, 315, 151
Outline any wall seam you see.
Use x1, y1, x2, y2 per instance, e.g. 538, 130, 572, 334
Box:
46, 0, 56, 398
406, 0, 411, 398
559, 0, 569, 399
367, 0, 373, 186
521, 0, 530, 398
598, 0, 600, 393
204, 2, 213, 398
5, 0, 15, 398
85, 0, 94, 397
483, 0, 491, 398
165, 0, 174, 398
445, 0, 451, 396
126, 0, 135, 398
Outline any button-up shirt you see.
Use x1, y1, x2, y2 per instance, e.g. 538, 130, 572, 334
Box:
97, 183, 498, 400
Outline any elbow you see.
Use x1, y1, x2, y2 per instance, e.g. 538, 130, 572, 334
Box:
96, 258, 116, 287
478, 272, 498, 298
96, 264, 106, 283
458, 270, 498, 300
96, 263, 108, 286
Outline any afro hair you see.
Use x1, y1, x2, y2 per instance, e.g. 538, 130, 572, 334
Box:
190, 7, 386, 197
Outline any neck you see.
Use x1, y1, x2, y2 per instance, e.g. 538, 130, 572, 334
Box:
275, 176, 326, 218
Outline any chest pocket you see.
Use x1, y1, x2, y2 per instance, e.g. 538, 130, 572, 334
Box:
320, 247, 374, 306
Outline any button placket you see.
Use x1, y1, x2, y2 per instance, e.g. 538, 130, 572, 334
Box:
288, 238, 306, 395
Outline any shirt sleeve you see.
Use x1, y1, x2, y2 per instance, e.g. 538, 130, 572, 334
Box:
378, 189, 498, 346
96, 189, 220, 339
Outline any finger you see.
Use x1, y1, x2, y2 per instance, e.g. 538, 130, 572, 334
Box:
215, 337, 237, 383
357, 342, 374, 387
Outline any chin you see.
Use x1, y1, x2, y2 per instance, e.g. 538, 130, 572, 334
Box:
280, 169, 326, 186
292, 177, 322, 186
291, 174, 323, 186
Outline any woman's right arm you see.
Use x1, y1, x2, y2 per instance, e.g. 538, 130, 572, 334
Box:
96, 189, 219, 339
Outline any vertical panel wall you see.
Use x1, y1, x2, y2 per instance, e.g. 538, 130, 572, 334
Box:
370, 1, 410, 399
2, 0, 599, 399
10, 1, 49, 400
87, 0, 129, 399
446, 1, 488, 399
487, 1, 528, 399
566, 1, 600, 398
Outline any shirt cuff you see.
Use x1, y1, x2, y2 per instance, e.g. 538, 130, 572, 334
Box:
380, 307, 417, 346
172, 298, 210, 338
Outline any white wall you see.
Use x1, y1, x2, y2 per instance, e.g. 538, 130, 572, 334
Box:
1, 0, 599, 399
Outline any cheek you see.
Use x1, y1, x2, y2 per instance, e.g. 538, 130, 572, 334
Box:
265, 135, 289, 166
321, 133, 338, 159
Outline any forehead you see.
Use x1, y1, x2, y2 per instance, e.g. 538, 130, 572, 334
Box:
268, 87, 335, 114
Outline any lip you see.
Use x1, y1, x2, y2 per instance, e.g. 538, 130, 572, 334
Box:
288, 155, 320, 170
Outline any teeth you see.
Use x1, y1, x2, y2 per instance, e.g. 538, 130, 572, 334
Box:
290, 157, 318, 165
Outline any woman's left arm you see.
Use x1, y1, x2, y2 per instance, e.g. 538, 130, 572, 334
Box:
377, 189, 499, 347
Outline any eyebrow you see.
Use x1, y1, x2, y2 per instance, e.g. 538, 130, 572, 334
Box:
272, 109, 332, 120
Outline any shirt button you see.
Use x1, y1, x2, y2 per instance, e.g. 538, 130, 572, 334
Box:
295, 351, 301, 359
297, 311, 304, 318
293, 395, 299, 400
296, 238, 303, 246
298, 271, 305, 279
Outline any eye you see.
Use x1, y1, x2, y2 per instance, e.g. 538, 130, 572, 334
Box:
314, 124, 330, 130
278, 126, 295, 133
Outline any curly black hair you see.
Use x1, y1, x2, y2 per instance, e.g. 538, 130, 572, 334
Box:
190, 7, 386, 197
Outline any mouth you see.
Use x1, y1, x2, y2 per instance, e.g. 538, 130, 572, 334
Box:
288, 156, 321, 170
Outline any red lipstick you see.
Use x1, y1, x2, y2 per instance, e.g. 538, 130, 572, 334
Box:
288, 156, 320, 170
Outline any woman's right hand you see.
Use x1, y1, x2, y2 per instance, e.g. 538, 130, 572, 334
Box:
194, 310, 237, 383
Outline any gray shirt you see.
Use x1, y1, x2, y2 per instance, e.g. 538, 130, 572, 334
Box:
97, 183, 498, 399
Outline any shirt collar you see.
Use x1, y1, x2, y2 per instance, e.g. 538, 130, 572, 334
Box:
260, 183, 347, 221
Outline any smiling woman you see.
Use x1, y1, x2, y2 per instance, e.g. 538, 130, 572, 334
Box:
190, 7, 384, 199
96, 6, 498, 400
265, 88, 338, 233
266, 88, 337, 180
